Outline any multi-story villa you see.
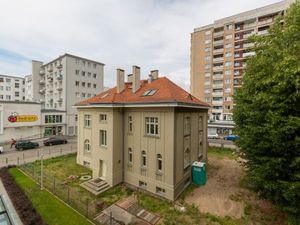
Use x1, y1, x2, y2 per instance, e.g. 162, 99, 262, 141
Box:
0, 75, 25, 101
75, 66, 209, 200
190, 0, 293, 135
26, 53, 104, 136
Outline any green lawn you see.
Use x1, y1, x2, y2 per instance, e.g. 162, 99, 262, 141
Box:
9, 168, 92, 225
208, 146, 238, 159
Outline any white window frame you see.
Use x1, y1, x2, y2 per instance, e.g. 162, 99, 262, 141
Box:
157, 154, 163, 172
141, 150, 147, 167
128, 148, 133, 164
84, 139, 91, 152
145, 117, 158, 136
84, 115, 91, 128
99, 114, 107, 123
99, 130, 107, 147
128, 116, 133, 133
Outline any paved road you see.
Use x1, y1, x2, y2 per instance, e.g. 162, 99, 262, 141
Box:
0, 137, 77, 168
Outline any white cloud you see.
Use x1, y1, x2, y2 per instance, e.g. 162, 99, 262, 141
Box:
0, 0, 280, 91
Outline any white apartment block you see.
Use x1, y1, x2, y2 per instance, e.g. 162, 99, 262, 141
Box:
27, 53, 104, 136
0, 75, 25, 101
190, 0, 293, 135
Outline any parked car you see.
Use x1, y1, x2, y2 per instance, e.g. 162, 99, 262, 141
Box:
43, 137, 68, 146
223, 135, 240, 141
15, 141, 39, 150
208, 133, 219, 139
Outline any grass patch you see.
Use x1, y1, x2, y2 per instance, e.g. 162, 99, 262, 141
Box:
208, 146, 237, 159
97, 185, 133, 206
9, 167, 92, 225
179, 183, 198, 200
203, 213, 243, 225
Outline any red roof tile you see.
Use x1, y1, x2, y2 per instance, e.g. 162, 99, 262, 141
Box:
76, 77, 209, 107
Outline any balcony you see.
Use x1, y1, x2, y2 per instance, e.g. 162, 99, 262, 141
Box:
214, 40, 224, 45
39, 79, 45, 85
57, 98, 63, 102
47, 66, 53, 72
244, 23, 256, 29
243, 52, 255, 58
213, 57, 224, 62
56, 75, 63, 80
212, 92, 223, 97
213, 48, 224, 54
57, 87, 63, 91
56, 64, 63, 69
258, 18, 273, 26
213, 74, 223, 80
213, 66, 223, 71
213, 31, 224, 37
212, 83, 223, 89
212, 108, 223, 113
258, 30, 268, 36
39, 88, 45, 94
212, 100, 223, 105
39, 69, 45, 75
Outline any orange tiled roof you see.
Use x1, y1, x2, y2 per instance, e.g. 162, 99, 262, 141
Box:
76, 77, 209, 107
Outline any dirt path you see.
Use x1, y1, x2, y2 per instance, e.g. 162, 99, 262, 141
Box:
186, 156, 245, 218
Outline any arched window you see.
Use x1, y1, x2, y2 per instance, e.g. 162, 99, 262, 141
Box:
84, 139, 91, 152
141, 151, 147, 167
157, 154, 162, 172
128, 148, 133, 164
184, 148, 190, 168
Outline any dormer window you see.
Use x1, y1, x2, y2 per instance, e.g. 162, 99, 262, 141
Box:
142, 89, 157, 96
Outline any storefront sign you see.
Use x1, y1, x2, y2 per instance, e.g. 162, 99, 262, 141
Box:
8, 112, 38, 123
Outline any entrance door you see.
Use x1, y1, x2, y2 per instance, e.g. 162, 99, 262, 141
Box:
99, 160, 106, 178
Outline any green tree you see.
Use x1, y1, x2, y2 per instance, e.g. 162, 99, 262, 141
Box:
233, 2, 300, 224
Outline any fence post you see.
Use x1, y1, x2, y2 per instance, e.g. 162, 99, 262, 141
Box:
67, 186, 70, 202
17, 157, 19, 166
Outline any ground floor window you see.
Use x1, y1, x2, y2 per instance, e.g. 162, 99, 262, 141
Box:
156, 187, 165, 195
84, 139, 91, 152
139, 181, 147, 189
83, 161, 90, 168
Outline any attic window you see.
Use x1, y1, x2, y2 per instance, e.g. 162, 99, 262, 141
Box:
142, 89, 157, 96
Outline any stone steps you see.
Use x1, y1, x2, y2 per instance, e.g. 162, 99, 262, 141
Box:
80, 178, 110, 195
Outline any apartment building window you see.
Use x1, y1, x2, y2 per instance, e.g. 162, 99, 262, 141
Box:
184, 116, 191, 135
93, 84, 97, 88
139, 181, 147, 189
204, 73, 211, 77
225, 52, 232, 58
204, 56, 211, 61
100, 130, 107, 147
204, 39, 211, 44
82, 93, 86, 98
204, 47, 211, 52
76, 92, 80, 98
99, 114, 107, 122
75, 70, 80, 75
75, 114, 78, 122
128, 148, 133, 164
157, 154, 163, 172
128, 116, 133, 133
205, 30, 211, 35
224, 105, 231, 110
204, 88, 210, 94
225, 43, 232, 49
204, 97, 210, 102
225, 88, 231, 93
84, 115, 91, 128
93, 73, 97, 78
141, 151, 147, 167
204, 64, 211, 69
93, 63, 97, 68
88, 62, 91, 67
87, 83, 91, 88
225, 70, 231, 75
156, 187, 165, 195
82, 71, 85, 76
225, 61, 232, 67
225, 79, 231, 84
15, 92, 19, 97
184, 148, 190, 169
226, 24, 233, 30
75, 59, 80, 64
145, 117, 158, 136
88, 72, 91, 77
6, 78, 11, 83
204, 80, 210, 86
45, 115, 62, 123
6, 95, 11, 100
15, 83, 20, 88
6, 86, 11, 91
225, 34, 233, 40
0, 86, 3, 90
82, 61, 86, 66
82, 82, 86, 87
87, 93, 91, 97
75, 81, 79, 86
224, 96, 232, 102
84, 139, 91, 152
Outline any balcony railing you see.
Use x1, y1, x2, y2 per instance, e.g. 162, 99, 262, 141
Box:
39, 69, 45, 75
213, 31, 224, 37
213, 66, 223, 71
47, 67, 53, 72
244, 23, 256, 29
212, 100, 223, 105
257, 30, 268, 35
243, 43, 254, 48
212, 108, 223, 113
56, 64, 63, 69
213, 75, 223, 80
39, 79, 45, 85
56, 75, 63, 80
214, 40, 224, 45
258, 18, 273, 26
212, 83, 223, 89
243, 52, 255, 57
213, 57, 224, 62
57, 87, 63, 91
212, 92, 223, 97
213, 49, 224, 54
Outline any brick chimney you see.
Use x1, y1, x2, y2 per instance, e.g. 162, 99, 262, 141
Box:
132, 66, 140, 93
116, 68, 125, 93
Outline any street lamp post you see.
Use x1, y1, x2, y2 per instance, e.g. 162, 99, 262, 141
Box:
40, 154, 44, 190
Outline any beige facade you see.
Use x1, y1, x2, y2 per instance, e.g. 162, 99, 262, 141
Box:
190, 0, 293, 125
76, 67, 209, 201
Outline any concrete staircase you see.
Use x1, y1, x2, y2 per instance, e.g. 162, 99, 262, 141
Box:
80, 178, 110, 195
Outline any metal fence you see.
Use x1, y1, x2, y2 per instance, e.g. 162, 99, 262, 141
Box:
19, 162, 104, 224
0, 144, 77, 168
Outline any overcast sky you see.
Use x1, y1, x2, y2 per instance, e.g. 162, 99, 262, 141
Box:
0, 0, 280, 91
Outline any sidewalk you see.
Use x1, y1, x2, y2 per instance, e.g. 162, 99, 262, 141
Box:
0, 179, 23, 225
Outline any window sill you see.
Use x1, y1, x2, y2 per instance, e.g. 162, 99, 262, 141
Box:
156, 171, 163, 176
99, 145, 108, 149
144, 134, 160, 139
